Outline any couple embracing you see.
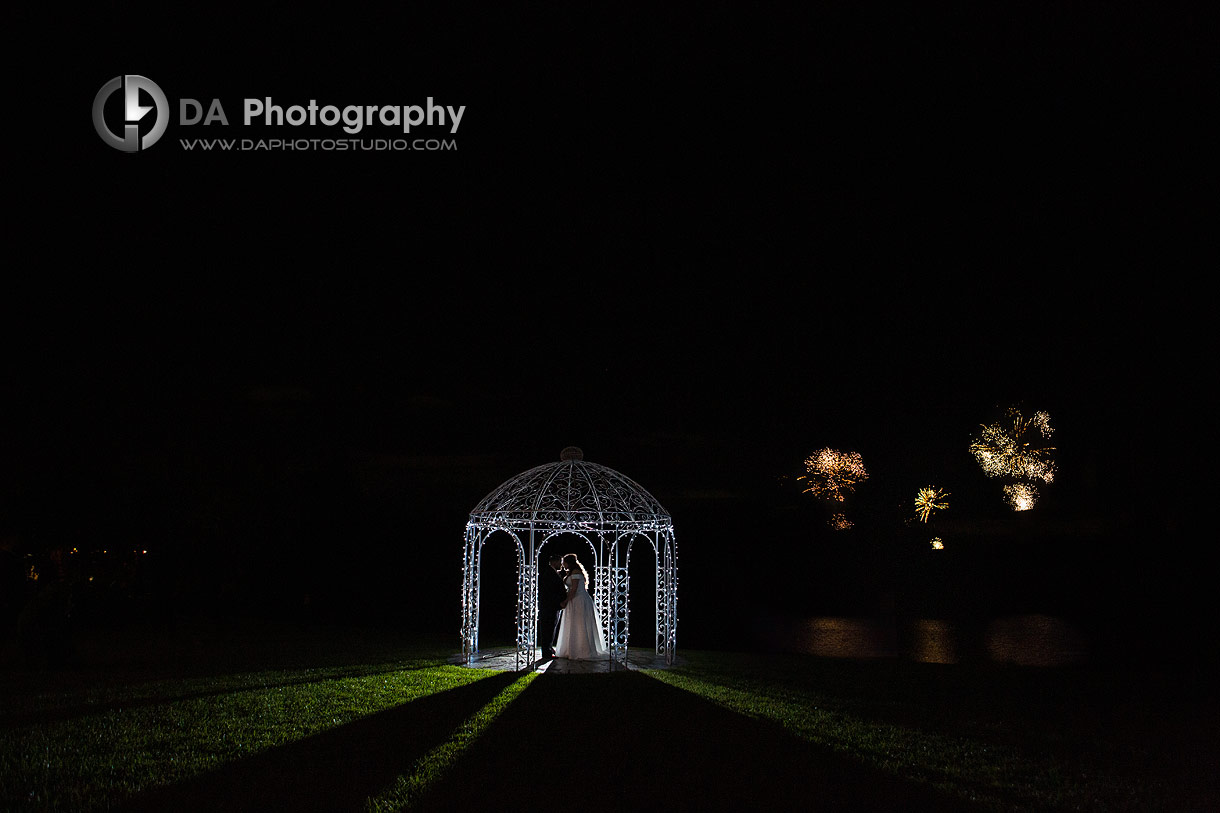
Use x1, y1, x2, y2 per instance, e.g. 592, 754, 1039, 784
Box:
538, 553, 608, 661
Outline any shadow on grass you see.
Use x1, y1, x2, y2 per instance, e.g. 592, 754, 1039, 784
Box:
117, 670, 520, 813
414, 670, 977, 812
0, 660, 451, 732
663, 652, 1220, 809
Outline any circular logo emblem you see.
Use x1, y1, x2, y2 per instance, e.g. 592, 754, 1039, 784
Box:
93, 75, 169, 152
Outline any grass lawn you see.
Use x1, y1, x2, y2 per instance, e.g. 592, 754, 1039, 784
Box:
641, 651, 1219, 811
2, 623, 1216, 811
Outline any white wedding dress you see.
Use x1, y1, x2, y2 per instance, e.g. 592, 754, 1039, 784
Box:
554, 573, 608, 659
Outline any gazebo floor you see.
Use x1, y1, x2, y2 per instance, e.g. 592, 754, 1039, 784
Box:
453, 649, 678, 673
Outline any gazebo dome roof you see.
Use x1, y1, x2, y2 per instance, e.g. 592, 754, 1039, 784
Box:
468, 448, 672, 532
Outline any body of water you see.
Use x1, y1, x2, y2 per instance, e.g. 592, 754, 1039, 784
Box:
757, 614, 1090, 665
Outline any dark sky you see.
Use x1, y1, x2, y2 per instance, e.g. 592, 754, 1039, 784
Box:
5, 7, 1210, 648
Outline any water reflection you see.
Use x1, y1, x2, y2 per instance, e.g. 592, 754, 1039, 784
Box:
984, 614, 1087, 666
906, 619, 957, 664
785, 615, 1086, 665
796, 617, 898, 659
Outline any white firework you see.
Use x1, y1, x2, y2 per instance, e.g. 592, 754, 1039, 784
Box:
1003, 483, 1038, 511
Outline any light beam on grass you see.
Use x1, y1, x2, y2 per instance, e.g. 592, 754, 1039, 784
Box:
640, 652, 1155, 812
0, 658, 487, 811
365, 670, 538, 812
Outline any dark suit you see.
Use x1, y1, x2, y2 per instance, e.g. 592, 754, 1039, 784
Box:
537, 563, 566, 658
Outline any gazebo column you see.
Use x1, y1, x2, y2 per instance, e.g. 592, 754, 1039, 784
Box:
608, 538, 631, 660
660, 531, 678, 664
461, 525, 482, 664
513, 536, 529, 670
594, 563, 610, 650
593, 532, 608, 649
525, 528, 538, 664
654, 531, 664, 657
532, 530, 549, 667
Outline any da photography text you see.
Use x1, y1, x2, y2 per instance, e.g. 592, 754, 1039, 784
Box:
185, 97, 466, 135
93, 75, 466, 153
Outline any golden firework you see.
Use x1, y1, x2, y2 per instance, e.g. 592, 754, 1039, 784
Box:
930, 537, 945, 550
828, 513, 854, 531
1003, 483, 1038, 511
914, 486, 950, 523
969, 407, 1056, 484
798, 448, 869, 502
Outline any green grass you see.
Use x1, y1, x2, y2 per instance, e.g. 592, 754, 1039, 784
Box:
2, 627, 1216, 811
1, 645, 495, 811
645, 651, 1219, 811
363, 670, 537, 812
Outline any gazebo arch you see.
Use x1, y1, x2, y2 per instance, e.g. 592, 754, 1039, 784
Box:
461, 447, 678, 670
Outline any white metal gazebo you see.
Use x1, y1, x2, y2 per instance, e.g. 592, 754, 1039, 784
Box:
461, 447, 677, 670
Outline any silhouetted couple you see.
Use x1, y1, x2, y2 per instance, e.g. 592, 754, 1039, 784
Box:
537, 553, 608, 661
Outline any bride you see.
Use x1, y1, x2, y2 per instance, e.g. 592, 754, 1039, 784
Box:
553, 554, 608, 659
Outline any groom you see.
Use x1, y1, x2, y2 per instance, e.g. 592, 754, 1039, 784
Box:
537, 553, 566, 660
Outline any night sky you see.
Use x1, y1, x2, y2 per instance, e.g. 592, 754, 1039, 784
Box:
5, 7, 1210, 659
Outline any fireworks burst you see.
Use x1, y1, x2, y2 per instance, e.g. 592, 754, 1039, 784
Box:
828, 513, 854, 531
930, 537, 945, 550
1003, 483, 1038, 511
798, 448, 869, 502
971, 407, 1057, 511
914, 486, 950, 523
969, 408, 1056, 484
